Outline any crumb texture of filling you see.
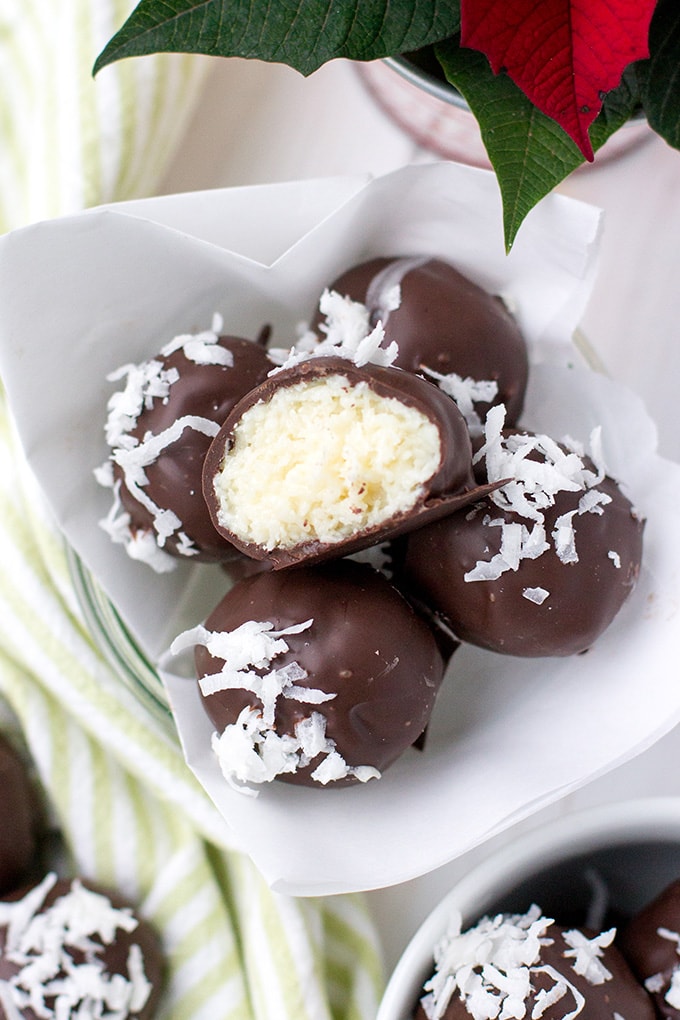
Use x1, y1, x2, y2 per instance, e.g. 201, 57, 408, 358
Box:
214, 374, 441, 549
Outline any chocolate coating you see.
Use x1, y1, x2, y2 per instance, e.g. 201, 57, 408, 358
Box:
108, 334, 272, 563
319, 256, 529, 425
194, 560, 446, 787
203, 355, 499, 568
402, 431, 644, 657
414, 913, 655, 1020
0, 735, 42, 897
0, 874, 164, 1020
619, 879, 680, 1018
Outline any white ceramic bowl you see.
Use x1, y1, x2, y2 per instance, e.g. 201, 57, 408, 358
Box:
377, 796, 680, 1019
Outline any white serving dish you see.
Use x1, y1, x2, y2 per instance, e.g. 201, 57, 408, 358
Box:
378, 796, 680, 1019
1, 164, 680, 895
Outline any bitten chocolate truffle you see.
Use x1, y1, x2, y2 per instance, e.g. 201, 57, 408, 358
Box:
402, 409, 644, 657
619, 879, 680, 1018
171, 559, 446, 789
202, 355, 496, 568
97, 317, 272, 572
414, 906, 655, 1020
0, 873, 164, 1019
318, 256, 529, 430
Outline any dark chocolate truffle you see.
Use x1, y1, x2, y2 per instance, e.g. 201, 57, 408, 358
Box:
402, 411, 644, 657
317, 256, 529, 430
0, 735, 42, 897
415, 906, 655, 1020
0, 872, 164, 1019
619, 879, 680, 1018
98, 318, 272, 571
171, 559, 446, 789
202, 355, 497, 569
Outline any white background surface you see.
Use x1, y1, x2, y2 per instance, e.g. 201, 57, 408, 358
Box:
157, 56, 680, 974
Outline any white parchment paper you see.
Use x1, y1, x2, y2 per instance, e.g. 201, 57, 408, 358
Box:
1, 163, 678, 896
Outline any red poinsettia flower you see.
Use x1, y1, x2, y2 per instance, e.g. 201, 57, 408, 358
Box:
460, 0, 657, 159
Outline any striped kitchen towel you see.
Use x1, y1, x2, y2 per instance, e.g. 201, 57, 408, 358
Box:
0, 4, 384, 1019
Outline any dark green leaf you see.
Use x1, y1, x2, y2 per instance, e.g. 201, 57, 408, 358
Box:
640, 0, 680, 149
93, 0, 461, 77
436, 39, 641, 250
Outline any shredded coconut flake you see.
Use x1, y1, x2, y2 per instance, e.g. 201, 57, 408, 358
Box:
466, 406, 614, 584
419, 908, 612, 1020
171, 617, 380, 790
97, 317, 234, 571
97, 414, 220, 567
211, 707, 380, 793
645, 973, 666, 993
423, 366, 498, 436
420, 906, 559, 1020
160, 315, 233, 366
269, 289, 398, 371
562, 927, 614, 985
654, 928, 680, 1010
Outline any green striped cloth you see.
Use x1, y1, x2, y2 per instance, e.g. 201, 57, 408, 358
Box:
0, 5, 384, 1019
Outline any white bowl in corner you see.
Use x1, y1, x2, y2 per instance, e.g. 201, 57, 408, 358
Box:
377, 796, 680, 1020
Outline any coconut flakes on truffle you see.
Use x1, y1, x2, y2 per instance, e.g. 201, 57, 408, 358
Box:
646, 927, 680, 1010
422, 367, 499, 436
465, 406, 616, 584
210, 707, 380, 792
562, 927, 615, 984
419, 906, 620, 1020
171, 618, 381, 792
97, 414, 221, 567
0, 873, 152, 1020
268, 289, 398, 370
97, 316, 247, 571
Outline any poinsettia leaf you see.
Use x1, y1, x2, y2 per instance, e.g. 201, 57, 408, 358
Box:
93, 0, 461, 77
436, 39, 641, 251
640, 0, 680, 149
459, 0, 656, 160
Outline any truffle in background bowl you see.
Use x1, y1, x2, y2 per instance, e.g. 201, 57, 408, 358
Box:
377, 797, 680, 1020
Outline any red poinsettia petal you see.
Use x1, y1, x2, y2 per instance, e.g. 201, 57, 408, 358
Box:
460, 0, 656, 159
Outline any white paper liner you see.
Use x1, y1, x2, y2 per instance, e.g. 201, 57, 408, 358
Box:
1, 163, 678, 896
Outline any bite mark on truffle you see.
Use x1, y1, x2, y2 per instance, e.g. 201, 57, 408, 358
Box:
211, 374, 442, 552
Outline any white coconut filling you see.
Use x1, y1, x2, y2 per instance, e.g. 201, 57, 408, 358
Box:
212, 374, 442, 550
269, 288, 399, 370
419, 905, 616, 1020
171, 617, 381, 792
0, 872, 152, 1020
465, 405, 620, 587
